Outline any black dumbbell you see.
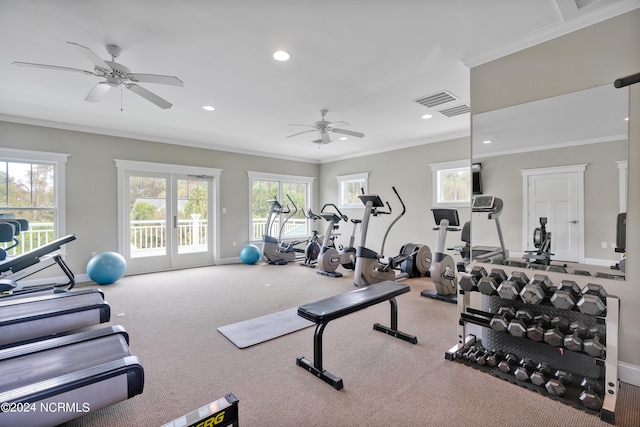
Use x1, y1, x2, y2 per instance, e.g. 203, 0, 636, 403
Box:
496, 271, 529, 300
490, 306, 517, 332
563, 320, 589, 352
459, 266, 487, 291
579, 378, 604, 410
498, 353, 519, 374
545, 370, 574, 396
514, 358, 535, 382
454, 341, 476, 359
543, 316, 570, 347
583, 333, 606, 358
526, 314, 552, 342
520, 274, 553, 304
507, 308, 534, 337
530, 362, 552, 387
550, 280, 581, 310
485, 349, 504, 368
577, 283, 608, 316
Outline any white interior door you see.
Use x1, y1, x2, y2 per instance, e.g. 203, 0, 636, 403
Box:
522, 165, 586, 263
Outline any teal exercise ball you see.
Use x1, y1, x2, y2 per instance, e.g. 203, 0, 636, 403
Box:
240, 244, 261, 265
87, 252, 127, 284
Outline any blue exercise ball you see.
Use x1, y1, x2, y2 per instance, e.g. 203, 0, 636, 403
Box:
87, 252, 127, 285
240, 244, 261, 265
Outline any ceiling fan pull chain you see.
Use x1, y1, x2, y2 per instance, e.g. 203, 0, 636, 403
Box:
120, 84, 123, 112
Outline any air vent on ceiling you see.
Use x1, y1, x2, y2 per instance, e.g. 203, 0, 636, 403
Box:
414, 91, 458, 108
575, 0, 600, 9
437, 104, 470, 117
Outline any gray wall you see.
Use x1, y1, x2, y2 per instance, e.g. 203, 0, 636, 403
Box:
318, 137, 470, 259
0, 121, 320, 272
471, 9, 640, 374
473, 139, 627, 262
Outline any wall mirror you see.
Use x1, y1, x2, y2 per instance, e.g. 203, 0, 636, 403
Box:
470, 84, 628, 280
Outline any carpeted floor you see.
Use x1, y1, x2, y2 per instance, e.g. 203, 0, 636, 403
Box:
58, 263, 638, 427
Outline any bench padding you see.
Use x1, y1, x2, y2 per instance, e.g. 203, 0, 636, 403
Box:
298, 281, 410, 323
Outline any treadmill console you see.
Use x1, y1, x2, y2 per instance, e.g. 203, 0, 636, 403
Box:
472, 196, 496, 212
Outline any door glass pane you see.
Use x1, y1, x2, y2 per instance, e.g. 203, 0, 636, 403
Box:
177, 178, 208, 254
129, 175, 167, 258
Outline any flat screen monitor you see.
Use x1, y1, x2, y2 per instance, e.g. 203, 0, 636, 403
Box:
472, 196, 495, 210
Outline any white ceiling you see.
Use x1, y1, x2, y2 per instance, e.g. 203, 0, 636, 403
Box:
1, 0, 638, 164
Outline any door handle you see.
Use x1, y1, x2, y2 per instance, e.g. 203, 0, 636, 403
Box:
569, 220, 578, 224
173, 216, 178, 228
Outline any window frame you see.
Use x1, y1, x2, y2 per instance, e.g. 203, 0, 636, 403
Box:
430, 159, 471, 208
336, 172, 369, 209
247, 171, 314, 243
0, 147, 69, 241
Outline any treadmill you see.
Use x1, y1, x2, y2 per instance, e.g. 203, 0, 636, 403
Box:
470, 196, 509, 263
0, 325, 144, 427
0, 288, 110, 348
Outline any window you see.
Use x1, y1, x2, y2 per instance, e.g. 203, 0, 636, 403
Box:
0, 148, 68, 255
248, 171, 314, 242
337, 172, 369, 208
431, 160, 470, 207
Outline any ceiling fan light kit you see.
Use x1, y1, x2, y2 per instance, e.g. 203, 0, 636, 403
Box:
13, 41, 183, 109
286, 109, 365, 145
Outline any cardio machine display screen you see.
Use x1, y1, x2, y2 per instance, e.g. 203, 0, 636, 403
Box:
472, 196, 495, 210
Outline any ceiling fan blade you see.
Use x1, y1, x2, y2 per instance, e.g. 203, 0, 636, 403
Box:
286, 129, 316, 138
320, 129, 331, 144
288, 124, 315, 127
129, 73, 184, 87
67, 42, 110, 70
330, 128, 365, 138
126, 84, 172, 109
85, 82, 111, 102
327, 121, 349, 128
12, 61, 97, 76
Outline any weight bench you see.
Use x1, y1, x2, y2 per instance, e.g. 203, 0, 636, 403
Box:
296, 280, 417, 390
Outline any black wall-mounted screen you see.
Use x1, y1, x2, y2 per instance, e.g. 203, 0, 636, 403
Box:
472, 170, 483, 195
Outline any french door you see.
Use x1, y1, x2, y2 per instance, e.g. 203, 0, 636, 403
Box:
116, 160, 221, 275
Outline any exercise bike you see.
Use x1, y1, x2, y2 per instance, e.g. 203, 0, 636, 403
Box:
353, 186, 412, 287
261, 195, 306, 265
316, 204, 358, 278
421, 208, 460, 304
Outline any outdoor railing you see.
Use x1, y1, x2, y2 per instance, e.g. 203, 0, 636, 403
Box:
0, 222, 55, 256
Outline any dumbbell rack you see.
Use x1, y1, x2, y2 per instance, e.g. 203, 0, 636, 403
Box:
446, 266, 619, 424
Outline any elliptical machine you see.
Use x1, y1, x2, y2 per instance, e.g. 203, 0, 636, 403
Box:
353, 187, 411, 287
421, 208, 460, 304
261, 195, 305, 265
316, 204, 358, 277
299, 208, 324, 268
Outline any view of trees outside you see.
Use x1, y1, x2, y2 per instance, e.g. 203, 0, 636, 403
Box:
0, 161, 55, 254
251, 179, 308, 240
441, 168, 470, 203
341, 178, 365, 206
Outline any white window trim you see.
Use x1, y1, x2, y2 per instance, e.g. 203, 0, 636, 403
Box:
430, 159, 471, 208
247, 171, 315, 243
336, 172, 369, 209
115, 159, 222, 263
0, 147, 69, 238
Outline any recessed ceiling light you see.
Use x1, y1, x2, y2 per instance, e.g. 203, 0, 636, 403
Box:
483, 140, 492, 144
273, 50, 290, 61
202, 106, 216, 111
339, 137, 348, 141
421, 114, 433, 119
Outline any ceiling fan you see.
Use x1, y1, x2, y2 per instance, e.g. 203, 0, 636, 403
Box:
13, 42, 183, 109
286, 110, 365, 145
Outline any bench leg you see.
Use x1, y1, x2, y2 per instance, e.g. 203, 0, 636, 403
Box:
372, 298, 418, 344
296, 322, 344, 390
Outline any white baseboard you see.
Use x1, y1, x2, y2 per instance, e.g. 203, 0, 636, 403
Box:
619, 362, 640, 387
218, 257, 242, 265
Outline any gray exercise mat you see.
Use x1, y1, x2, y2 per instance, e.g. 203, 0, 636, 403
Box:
217, 307, 314, 349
